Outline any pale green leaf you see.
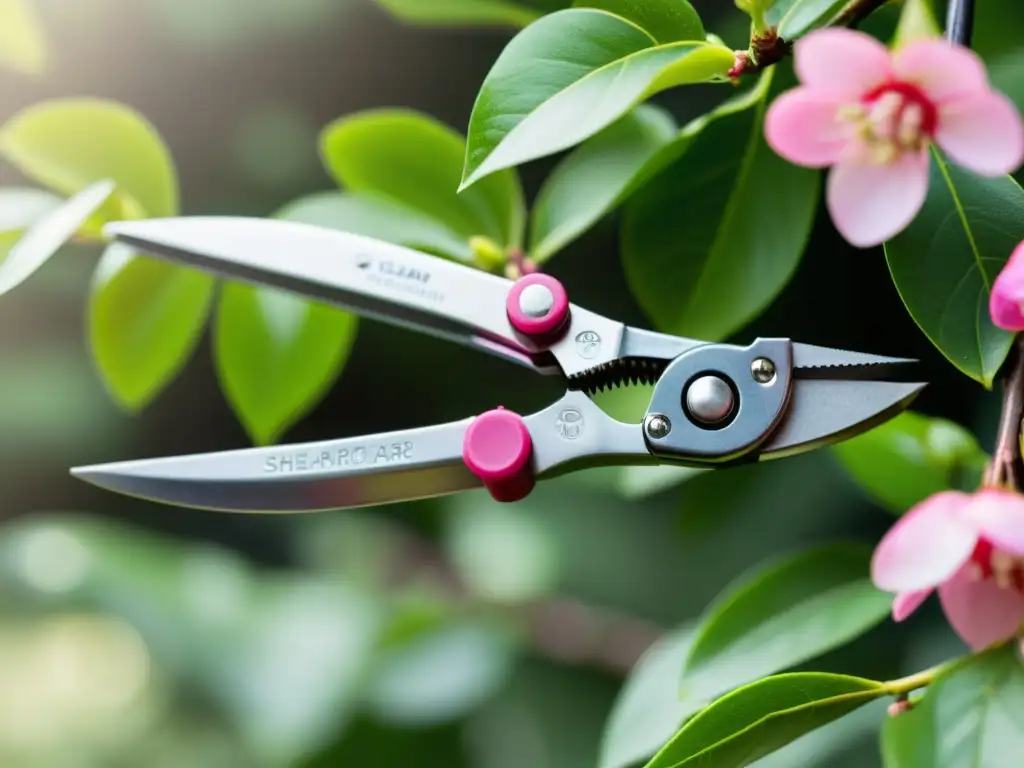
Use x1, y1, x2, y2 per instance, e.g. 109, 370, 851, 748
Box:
321, 108, 524, 248
530, 104, 676, 262
767, 0, 849, 40
277, 191, 473, 262
0, 187, 61, 234
622, 65, 819, 341
893, 0, 941, 47
0, 0, 47, 74
0, 98, 178, 218
89, 244, 215, 410
599, 624, 696, 768
214, 282, 358, 445
0, 180, 114, 297
461, 9, 733, 188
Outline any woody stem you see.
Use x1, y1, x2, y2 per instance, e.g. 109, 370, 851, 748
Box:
984, 336, 1024, 489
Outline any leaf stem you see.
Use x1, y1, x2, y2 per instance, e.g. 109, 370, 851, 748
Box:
882, 659, 955, 695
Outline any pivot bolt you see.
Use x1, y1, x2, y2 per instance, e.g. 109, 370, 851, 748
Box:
685, 375, 735, 425
645, 414, 672, 440
751, 357, 777, 385
518, 283, 555, 318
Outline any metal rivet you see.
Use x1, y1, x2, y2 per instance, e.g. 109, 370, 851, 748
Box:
685, 375, 735, 425
518, 284, 555, 318
751, 357, 777, 385
645, 414, 672, 440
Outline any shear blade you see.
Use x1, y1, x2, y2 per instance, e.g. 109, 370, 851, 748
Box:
761, 379, 926, 459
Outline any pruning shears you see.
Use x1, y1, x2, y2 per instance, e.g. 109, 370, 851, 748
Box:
70, 216, 926, 513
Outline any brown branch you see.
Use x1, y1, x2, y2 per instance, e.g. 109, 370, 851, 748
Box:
729, 0, 894, 79
983, 336, 1024, 489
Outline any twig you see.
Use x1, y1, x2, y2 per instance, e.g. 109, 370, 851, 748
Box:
983, 337, 1024, 489
828, 0, 892, 30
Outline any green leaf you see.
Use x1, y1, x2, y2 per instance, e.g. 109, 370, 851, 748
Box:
369, 0, 542, 28
0, 98, 178, 219
767, 0, 850, 40
461, 9, 733, 188
600, 624, 696, 768
646, 673, 886, 768
214, 282, 358, 446
321, 109, 525, 249
530, 105, 676, 263
832, 411, 988, 515
622, 66, 819, 341
89, 244, 215, 410
0, 0, 47, 74
0, 180, 114, 297
680, 544, 891, 708
276, 191, 473, 262
572, 0, 704, 44
0, 187, 61, 234
882, 644, 1024, 767
884, 151, 1024, 387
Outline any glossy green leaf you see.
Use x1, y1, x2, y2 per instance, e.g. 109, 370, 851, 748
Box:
214, 282, 358, 446
622, 66, 819, 341
89, 244, 216, 410
321, 109, 525, 248
0, 0, 47, 74
461, 9, 733, 188
370, 0, 542, 27
530, 105, 676, 263
646, 673, 886, 768
680, 544, 891, 706
276, 191, 473, 262
600, 624, 696, 768
0, 180, 114, 297
881, 644, 1024, 767
766, 0, 849, 40
832, 411, 988, 515
0, 98, 178, 219
0, 187, 61, 235
573, 0, 704, 44
885, 152, 1024, 387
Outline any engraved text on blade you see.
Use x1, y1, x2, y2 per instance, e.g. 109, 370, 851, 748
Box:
264, 441, 415, 475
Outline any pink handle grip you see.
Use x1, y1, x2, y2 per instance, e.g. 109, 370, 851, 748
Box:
462, 407, 535, 502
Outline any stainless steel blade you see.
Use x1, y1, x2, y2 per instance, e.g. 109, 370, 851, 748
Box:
791, 342, 918, 379
71, 419, 481, 513
106, 217, 558, 374
759, 379, 926, 460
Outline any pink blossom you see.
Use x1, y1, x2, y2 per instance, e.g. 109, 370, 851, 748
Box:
990, 241, 1024, 331
871, 489, 1024, 650
764, 29, 1024, 247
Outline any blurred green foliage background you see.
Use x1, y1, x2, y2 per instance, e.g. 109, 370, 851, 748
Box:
0, 0, 1022, 766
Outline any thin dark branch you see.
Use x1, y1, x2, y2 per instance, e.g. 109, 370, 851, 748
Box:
829, 0, 891, 29
984, 337, 1024, 489
945, 0, 975, 46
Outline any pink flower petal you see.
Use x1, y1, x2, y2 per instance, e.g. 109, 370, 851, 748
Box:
764, 88, 849, 168
963, 489, 1024, 556
893, 40, 989, 102
991, 241, 1024, 330
893, 589, 932, 621
937, 89, 1024, 176
826, 149, 931, 247
794, 29, 892, 94
938, 566, 1024, 650
871, 490, 977, 593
